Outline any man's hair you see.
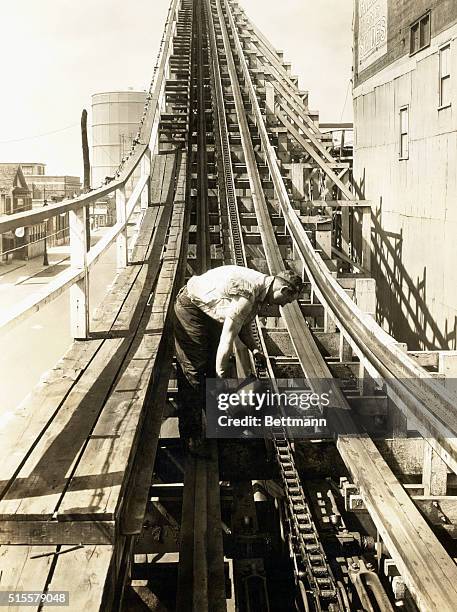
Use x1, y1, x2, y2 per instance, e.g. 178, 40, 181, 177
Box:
274, 270, 304, 295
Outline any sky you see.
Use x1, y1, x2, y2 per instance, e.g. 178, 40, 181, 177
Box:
0, 0, 353, 178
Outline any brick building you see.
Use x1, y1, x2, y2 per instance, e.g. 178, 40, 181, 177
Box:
24, 166, 81, 248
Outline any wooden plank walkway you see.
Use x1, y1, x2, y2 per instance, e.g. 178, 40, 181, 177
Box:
0, 151, 188, 611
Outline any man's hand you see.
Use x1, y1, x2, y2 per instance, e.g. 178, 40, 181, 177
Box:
252, 348, 267, 368
216, 317, 243, 378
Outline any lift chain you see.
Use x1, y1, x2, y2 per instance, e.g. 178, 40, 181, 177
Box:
208, 1, 342, 609
272, 428, 342, 610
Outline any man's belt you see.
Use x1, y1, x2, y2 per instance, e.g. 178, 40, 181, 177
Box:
177, 285, 197, 308
177, 285, 189, 300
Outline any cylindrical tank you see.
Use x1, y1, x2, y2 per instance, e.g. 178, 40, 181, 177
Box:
90, 90, 147, 188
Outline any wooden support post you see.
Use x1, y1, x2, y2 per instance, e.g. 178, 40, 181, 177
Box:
277, 130, 290, 163
309, 169, 319, 201
355, 278, 376, 317
256, 69, 265, 88
439, 351, 457, 397
354, 279, 377, 394
315, 222, 333, 260
339, 332, 352, 362
248, 45, 258, 70
341, 207, 350, 258
69, 207, 89, 339
141, 150, 151, 210
423, 442, 447, 496
322, 174, 334, 200
357, 361, 367, 394
383, 342, 408, 436
324, 308, 336, 333
116, 185, 128, 270
386, 396, 408, 438
81, 108, 91, 248
290, 163, 305, 199
265, 81, 275, 116
361, 205, 372, 272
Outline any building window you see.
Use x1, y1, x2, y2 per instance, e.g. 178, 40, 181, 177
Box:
439, 44, 451, 108
410, 11, 431, 55
399, 106, 409, 160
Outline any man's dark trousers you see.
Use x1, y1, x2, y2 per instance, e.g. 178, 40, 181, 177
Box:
174, 286, 222, 439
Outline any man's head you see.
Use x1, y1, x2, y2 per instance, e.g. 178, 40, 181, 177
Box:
269, 270, 304, 306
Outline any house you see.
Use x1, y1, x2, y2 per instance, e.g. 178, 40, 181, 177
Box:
0, 164, 33, 261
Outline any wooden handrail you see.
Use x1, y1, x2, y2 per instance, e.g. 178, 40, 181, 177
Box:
0, 0, 181, 338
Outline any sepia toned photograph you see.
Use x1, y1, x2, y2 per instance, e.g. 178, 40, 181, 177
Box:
0, 1, 456, 610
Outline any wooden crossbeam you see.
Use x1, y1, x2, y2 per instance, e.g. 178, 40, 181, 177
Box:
276, 110, 354, 200
295, 199, 370, 207
276, 98, 335, 163
239, 16, 313, 121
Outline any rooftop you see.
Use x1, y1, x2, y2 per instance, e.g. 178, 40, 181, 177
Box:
0, 164, 29, 194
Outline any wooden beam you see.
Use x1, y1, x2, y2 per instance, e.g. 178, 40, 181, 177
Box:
42, 544, 116, 611
0, 156, 183, 544
116, 185, 128, 270
276, 98, 335, 163
0, 521, 116, 546
69, 205, 89, 339
276, 110, 354, 200
423, 442, 448, 496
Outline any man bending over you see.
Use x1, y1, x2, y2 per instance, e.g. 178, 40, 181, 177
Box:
174, 264, 303, 453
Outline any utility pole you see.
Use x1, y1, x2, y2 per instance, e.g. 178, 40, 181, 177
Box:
81, 109, 91, 249
43, 184, 49, 266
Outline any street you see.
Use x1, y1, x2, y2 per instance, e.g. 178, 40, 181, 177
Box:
0, 230, 118, 419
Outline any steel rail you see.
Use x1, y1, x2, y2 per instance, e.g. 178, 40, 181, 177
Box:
206, 0, 247, 267
212, 1, 342, 609
175, 3, 226, 611
221, 0, 457, 475
195, 0, 211, 272
220, 1, 457, 610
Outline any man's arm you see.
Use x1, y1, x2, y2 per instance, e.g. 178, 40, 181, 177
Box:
239, 323, 267, 367
216, 317, 243, 378
238, 324, 258, 352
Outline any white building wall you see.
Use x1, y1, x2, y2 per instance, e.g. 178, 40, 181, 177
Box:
353, 24, 457, 349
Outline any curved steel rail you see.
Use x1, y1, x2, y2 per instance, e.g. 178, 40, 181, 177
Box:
219, 1, 457, 610
222, 0, 457, 475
